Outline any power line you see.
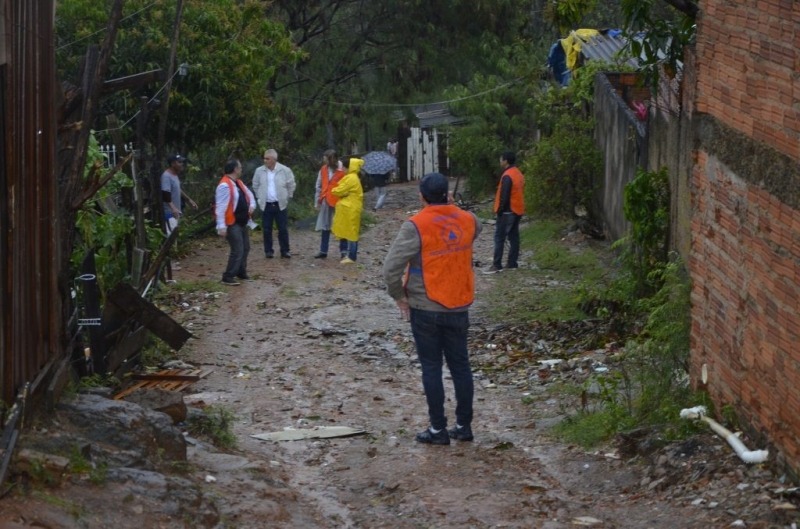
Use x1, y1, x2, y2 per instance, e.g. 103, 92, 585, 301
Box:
92, 66, 185, 135
296, 78, 523, 108
56, 2, 158, 51
96, 75, 524, 135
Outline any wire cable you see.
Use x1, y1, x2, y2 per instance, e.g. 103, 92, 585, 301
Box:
295, 78, 523, 108
56, 2, 158, 51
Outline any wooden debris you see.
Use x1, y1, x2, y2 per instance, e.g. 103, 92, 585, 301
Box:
113, 368, 212, 400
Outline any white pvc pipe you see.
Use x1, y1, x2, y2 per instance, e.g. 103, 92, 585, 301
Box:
680, 406, 769, 464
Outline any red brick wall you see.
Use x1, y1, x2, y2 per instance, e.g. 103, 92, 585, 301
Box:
690, 153, 800, 466
695, 0, 800, 160
691, 0, 800, 471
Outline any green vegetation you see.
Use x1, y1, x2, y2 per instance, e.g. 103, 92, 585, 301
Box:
482, 217, 611, 323
556, 258, 704, 446
140, 338, 179, 369
543, 167, 700, 448
76, 373, 121, 392
68, 447, 109, 485
186, 405, 237, 450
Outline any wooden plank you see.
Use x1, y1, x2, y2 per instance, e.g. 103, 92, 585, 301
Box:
0, 430, 19, 487
106, 283, 192, 351
113, 368, 212, 399
105, 325, 149, 375
112, 380, 151, 400
131, 248, 147, 291
45, 355, 73, 411
132, 373, 201, 382
139, 228, 179, 290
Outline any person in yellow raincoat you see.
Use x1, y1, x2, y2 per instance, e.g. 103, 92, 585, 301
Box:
331, 156, 364, 264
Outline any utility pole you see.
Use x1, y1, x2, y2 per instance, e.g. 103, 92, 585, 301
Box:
153, 0, 185, 226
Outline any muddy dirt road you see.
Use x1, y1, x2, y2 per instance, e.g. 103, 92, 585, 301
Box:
2, 181, 794, 529
167, 181, 783, 529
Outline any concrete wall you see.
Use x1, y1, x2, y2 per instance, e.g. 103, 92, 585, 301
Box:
646, 51, 696, 262
689, 0, 800, 474
593, 73, 648, 242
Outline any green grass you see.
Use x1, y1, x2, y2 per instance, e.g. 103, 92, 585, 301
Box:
553, 409, 626, 448
186, 405, 237, 450
482, 217, 613, 323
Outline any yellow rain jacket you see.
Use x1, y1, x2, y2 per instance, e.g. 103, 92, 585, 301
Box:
331, 157, 364, 241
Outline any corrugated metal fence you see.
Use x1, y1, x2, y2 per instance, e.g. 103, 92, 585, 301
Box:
1, 1, 62, 407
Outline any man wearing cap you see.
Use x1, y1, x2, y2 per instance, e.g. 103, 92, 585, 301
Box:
490, 151, 525, 272
161, 153, 198, 236
382, 173, 482, 445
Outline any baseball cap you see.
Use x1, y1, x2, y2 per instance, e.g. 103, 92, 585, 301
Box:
167, 153, 186, 164
419, 172, 449, 204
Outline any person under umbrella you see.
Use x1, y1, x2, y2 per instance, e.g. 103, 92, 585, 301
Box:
362, 150, 397, 211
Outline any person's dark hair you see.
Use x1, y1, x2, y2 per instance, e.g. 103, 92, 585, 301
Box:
419, 172, 449, 204
501, 151, 516, 165
224, 159, 240, 174
341, 156, 351, 169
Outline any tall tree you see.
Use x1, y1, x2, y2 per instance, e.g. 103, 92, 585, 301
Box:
56, 0, 300, 161
262, 0, 534, 154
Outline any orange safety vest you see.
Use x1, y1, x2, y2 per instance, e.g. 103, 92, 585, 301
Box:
493, 166, 525, 215
219, 175, 252, 226
320, 165, 345, 207
407, 204, 476, 309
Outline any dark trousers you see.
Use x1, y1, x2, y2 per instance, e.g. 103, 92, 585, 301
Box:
223, 223, 250, 281
262, 203, 289, 256
319, 230, 349, 255
409, 308, 474, 431
493, 213, 521, 269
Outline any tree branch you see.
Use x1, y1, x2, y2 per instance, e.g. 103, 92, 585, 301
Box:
662, 0, 698, 18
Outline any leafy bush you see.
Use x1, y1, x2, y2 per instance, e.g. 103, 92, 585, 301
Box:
620, 166, 670, 296
522, 113, 602, 217
70, 134, 165, 300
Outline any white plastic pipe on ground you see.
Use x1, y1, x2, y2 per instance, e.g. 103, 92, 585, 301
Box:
680, 406, 769, 464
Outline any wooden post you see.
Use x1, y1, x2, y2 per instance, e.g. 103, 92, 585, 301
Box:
155, 0, 185, 170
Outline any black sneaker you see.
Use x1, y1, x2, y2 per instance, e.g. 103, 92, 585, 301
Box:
236, 275, 254, 282
220, 278, 241, 286
265, 252, 274, 259
281, 252, 292, 259
415, 428, 450, 445
313, 252, 327, 259
448, 425, 474, 442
